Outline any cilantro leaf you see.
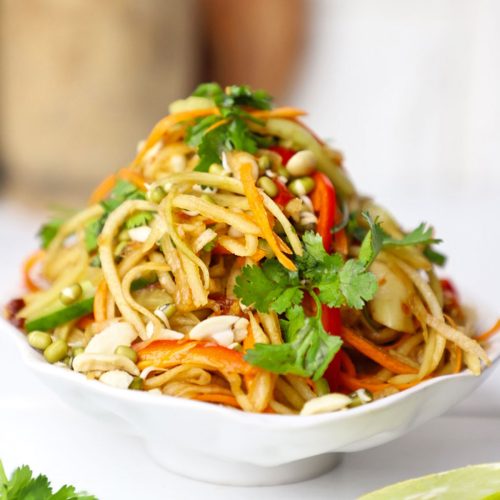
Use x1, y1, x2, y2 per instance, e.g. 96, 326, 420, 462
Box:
296, 232, 343, 283
185, 115, 223, 147
423, 245, 447, 266
235, 232, 377, 377
295, 231, 377, 309
219, 85, 272, 110
124, 211, 153, 229
225, 117, 258, 152
359, 212, 443, 267
234, 260, 302, 314
38, 219, 65, 249
244, 306, 342, 380
100, 179, 145, 212
0, 460, 96, 500
338, 259, 378, 309
37, 207, 77, 249
84, 218, 104, 252
193, 124, 229, 173
84, 180, 146, 252
187, 84, 273, 172
192, 82, 224, 99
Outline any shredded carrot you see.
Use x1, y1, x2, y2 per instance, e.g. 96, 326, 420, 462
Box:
250, 107, 307, 120
275, 234, 293, 254
93, 280, 108, 322
133, 108, 219, 167
76, 314, 94, 330
340, 372, 389, 393
264, 405, 276, 414
204, 118, 229, 134
194, 394, 240, 408
453, 344, 463, 374
339, 350, 357, 377
88, 167, 146, 205
341, 327, 418, 375
240, 163, 296, 271
243, 321, 255, 352
340, 372, 426, 393
89, 173, 117, 205
117, 168, 146, 190
333, 228, 348, 255
137, 339, 255, 374
476, 318, 500, 343
250, 248, 267, 263
23, 250, 45, 292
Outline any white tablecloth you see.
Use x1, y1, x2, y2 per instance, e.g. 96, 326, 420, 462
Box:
1, 195, 499, 499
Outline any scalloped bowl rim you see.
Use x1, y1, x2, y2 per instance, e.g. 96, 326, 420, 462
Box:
3, 310, 499, 429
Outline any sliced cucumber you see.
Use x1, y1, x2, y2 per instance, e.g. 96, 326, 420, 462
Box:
25, 281, 95, 333
168, 96, 215, 114
264, 118, 355, 197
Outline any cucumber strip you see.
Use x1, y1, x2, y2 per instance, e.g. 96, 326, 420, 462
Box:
25, 297, 94, 333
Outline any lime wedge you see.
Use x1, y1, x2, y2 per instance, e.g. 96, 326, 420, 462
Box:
360, 463, 500, 500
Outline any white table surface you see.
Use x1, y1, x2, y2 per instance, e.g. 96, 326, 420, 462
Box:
1, 192, 499, 499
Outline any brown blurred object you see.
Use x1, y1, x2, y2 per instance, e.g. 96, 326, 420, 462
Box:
0, 0, 306, 205
200, 0, 306, 100
0, 0, 201, 204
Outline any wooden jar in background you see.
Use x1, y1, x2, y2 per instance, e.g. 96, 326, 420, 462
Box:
0, 0, 199, 204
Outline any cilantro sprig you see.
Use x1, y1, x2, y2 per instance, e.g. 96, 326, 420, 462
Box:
245, 305, 342, 380
84, 179, 150, 253
37, 208, 77, 249
186, 83, 273, 172
234, 232, 378, 379
358, 212, 444, 267
0, 459, 96, 500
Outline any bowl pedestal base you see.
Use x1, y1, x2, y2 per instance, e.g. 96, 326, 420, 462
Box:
146, 441, 343, 486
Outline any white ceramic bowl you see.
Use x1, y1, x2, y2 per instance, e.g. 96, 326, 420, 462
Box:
2, 311, 499, 486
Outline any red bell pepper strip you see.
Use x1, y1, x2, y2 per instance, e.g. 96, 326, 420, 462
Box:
311, 172, 336, 253
310, 172, 344, 389
268, 145, 296, 165
137, 339, 256, 375
273, 179, 294, 208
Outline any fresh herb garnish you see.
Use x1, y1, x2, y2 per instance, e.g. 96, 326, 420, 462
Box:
84, 179, 148, 252
37, 207, 77, 249
423, 246, 447, 266
244, 306, 342, 380
358, 212, 443, 267
186, 83, 272, 172
234, 232, 377, 379
0, 459, 96, 500
38, 219, 65, 249
124, 211, 154, 229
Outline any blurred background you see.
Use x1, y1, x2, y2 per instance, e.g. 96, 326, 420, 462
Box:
0, 0, 499, 306
1, 0, 499, 204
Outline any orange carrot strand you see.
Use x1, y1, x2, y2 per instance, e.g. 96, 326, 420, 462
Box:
341, 328, 418, 375
476, 319, 500, 343
93, 280, 108, 322
23, 250, 45, 292
240, 163, 296, 271
194, 394, 240, 408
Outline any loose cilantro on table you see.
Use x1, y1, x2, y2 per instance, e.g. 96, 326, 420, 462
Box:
0, 459, 96, 500
234, 232, 378, 379
186, 83, 273, 172
358, 212, 443, 267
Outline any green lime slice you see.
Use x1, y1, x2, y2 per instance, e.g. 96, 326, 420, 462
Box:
360, 463, 500, 500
